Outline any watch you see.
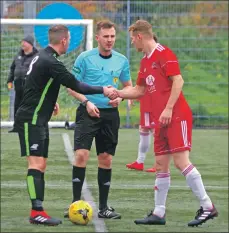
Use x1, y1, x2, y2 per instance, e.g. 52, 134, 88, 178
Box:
81, 99, 89, 107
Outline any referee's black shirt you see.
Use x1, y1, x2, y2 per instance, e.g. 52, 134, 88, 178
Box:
15, 46, 103, 126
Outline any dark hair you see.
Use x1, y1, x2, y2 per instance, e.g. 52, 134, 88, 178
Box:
96, 20, 116, 34
48, 25, 69, 45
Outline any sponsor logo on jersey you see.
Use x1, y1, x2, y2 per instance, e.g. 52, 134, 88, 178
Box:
146, 75, 155, 86
146, 75, 156, 93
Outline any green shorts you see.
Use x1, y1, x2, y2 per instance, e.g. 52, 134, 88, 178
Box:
14, 122, 49, 158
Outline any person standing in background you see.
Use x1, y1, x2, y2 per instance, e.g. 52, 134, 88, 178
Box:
7, 35, 38, 123
126, 92, 156, 172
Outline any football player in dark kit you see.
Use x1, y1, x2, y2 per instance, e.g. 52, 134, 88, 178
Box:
13, 24, 117, 226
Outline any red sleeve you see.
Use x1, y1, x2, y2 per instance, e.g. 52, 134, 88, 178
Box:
136, 59, 147, 86
136, 71, 146, 86
161, 48, 181, 77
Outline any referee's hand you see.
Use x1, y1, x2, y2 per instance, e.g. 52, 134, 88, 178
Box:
103, 86, 118, 100
108, 97, 122, 108
86, 101, 100, 118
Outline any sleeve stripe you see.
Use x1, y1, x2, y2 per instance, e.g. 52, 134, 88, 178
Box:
161, 60, 178, 68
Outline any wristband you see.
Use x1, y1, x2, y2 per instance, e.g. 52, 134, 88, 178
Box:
82, 99, 89, 107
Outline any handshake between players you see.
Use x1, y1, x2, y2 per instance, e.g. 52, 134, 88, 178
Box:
66, 86, 126, 118
67, 85, 123, 100
103, 85, 122, 100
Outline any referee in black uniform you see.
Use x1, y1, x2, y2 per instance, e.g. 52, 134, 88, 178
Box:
13, 25, 116, 226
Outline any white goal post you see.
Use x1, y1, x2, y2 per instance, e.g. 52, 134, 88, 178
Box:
1, 18, 93, 128
1, 18, 93, 51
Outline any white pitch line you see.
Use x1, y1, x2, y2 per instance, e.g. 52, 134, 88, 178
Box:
62, 133, 75, 165
1, 182, 228, 190
62, 133, 107, 233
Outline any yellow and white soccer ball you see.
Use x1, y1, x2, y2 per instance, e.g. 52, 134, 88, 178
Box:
69, 200, 93, 225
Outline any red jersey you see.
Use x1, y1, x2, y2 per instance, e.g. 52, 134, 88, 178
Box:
136, 43, 192, 123
139, 88, 153, 112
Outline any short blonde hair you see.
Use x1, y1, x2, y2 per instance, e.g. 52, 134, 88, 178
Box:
129, 20, 158, 42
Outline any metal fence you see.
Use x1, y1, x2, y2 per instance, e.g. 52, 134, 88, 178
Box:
1, 0, 228, 128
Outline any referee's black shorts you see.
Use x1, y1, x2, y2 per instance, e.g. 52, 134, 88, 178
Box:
14, 121, 49, 158
74, 105, 120, 156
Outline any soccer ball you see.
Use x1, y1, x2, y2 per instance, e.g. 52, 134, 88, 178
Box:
68, 200, 93, 225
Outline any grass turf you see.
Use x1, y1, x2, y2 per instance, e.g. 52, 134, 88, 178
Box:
1, 128, 228, 232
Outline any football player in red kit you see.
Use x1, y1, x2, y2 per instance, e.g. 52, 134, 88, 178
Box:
115, 20, 218, 227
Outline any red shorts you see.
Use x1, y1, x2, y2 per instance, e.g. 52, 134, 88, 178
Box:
154, 118, 192, 155
140, 112, 154, 129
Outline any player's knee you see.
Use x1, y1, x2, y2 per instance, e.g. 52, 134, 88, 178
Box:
98, 153, 112, 168
174, 161, 191, 171
155, 159, 169, 173
174, 162, 180, 170
27, 156, 46, 172
33, 164, 46, 172
75, 150, 89, 166
173, 151, 191, 171
30, 163, 46, 172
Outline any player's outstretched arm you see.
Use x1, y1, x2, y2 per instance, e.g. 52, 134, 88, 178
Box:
116, 85, 146, 99
71, 78, 105, 95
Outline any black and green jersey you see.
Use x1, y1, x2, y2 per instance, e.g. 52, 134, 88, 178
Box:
15, 46, 103, 126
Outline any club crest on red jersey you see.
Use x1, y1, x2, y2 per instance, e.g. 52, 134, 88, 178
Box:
146, 75, 156, 93
146, 75, 155, 86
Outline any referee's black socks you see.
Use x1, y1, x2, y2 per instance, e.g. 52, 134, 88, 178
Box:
98, 167, 112, 210
72, 166, 86, 202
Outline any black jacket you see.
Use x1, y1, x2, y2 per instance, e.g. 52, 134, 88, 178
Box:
15, 46, 103, 126
7, 47, 38, 90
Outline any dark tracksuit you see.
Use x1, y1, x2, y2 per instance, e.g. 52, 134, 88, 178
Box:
7, 47, 38, 116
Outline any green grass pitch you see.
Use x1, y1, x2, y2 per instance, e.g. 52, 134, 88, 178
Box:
1, 128, 228, 232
